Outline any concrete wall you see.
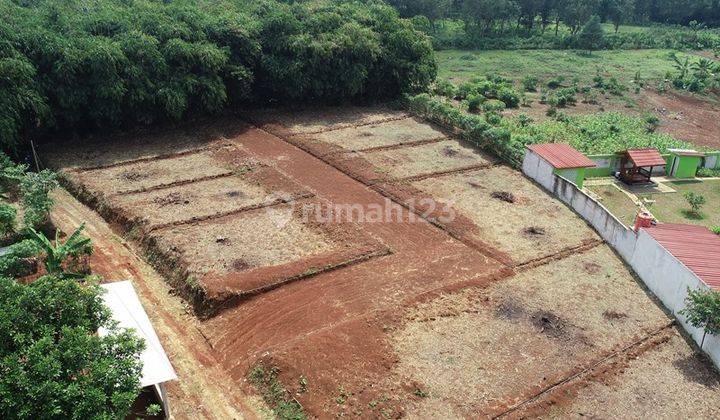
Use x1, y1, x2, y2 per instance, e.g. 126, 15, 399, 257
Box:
704, 152, 719, 169
522, 149, 720, 369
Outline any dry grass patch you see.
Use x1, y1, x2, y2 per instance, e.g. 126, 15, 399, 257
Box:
393, 245, 670, 418
153, 205, 337, 277
526, 330, 720, 418
72, 149, 237, 194
360, 140, 494, 181
111, 174, 286, 229
308, 118, 445, 152
410, 166, 598, 264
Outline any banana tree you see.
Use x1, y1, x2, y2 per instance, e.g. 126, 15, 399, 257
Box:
28, 222, 93, 277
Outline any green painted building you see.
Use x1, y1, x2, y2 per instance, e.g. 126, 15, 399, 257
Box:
667, 149, 705, 179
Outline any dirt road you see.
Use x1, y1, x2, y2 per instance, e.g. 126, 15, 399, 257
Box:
50, 188, 261, 419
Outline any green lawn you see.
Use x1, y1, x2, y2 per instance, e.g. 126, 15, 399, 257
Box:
591, 185, 641, 226
436, 49, 695, 84
589, 179, 720, 229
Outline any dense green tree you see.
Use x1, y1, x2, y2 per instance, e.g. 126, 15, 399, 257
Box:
0, 276, 144, 419
0, 0, 436, 152
577, 15, 605, 51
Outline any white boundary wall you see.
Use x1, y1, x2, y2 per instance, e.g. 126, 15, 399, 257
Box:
523, 149, 720, 368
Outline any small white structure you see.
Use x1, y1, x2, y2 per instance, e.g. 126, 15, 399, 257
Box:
100, 281, 177, 416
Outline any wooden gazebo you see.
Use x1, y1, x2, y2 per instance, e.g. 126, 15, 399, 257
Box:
617, 148, 666, 185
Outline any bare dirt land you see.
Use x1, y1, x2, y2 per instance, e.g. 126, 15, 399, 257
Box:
41, 106, 719, 418
640, 90, 720, 149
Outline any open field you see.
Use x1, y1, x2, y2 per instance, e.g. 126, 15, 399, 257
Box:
40, 107, 720, 418
589, 179, 720, 228
437, 49, 695, 84
437, 49, 720, 150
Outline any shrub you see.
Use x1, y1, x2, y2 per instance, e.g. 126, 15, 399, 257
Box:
20, 170, 58, 230
483, 99, 506, 112
0, 239, 40, 278
0, 275, 144, 418
547, 76, 565, 89
698, 167, 720, 177
0, 203, 17, 236
434, 79, 458, 98
684, 191, 706, 216
644, 114, 661, 132
485, 112, 502, 126
553, 88, 578, 107
711, 226, 720, 235
497, 88, 520, 108
679, 287, 720, 348
466, 94, 485, 112
522, 76, 538, 92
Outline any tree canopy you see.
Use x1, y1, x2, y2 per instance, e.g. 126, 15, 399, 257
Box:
0, 276, 144, 419
0, 0, 436, 151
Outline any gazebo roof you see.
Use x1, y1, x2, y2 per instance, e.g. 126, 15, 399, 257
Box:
622, 148, 666, 167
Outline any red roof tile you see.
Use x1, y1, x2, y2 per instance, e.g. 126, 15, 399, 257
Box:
624, 148, 666, 167
527, 143, 597, 169
644, 223, 720, 290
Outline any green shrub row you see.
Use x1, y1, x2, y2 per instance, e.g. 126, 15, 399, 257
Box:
406, 94, 523, 167
405, 92, 697, 169
504, 112, 695, 155
0, 0, 436, 151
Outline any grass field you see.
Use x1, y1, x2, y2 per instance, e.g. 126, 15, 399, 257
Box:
437, 49, 696, 84
589, 179, 720, 228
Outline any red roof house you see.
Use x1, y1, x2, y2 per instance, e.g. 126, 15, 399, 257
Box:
645, 224, 720, 290
527, 143, 597, 169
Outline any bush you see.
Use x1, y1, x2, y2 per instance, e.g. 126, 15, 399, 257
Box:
0, 275, 144, 418
684, 191, 706, 215
406, 94, 522, 167
0, 203, 17, 236
553, 88, 578, 107
483, 99, 506, 112
20, 170, 58, 230
0, 239, 40, 278
434, 79, 458, 98
466, 94, 485, 112
522, 76, 538, 92
711, 226, 720, 235
547, 76, 565, 89
506, 111, 694, 155
698, 167, 720, 177
0, 0, 436, 151
485, 112, 502, 126
497, 88, 520, 108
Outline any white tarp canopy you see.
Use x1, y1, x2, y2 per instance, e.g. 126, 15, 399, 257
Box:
99, 281, 177, 388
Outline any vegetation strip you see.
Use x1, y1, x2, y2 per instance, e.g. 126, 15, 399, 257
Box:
493, 322, 677, 419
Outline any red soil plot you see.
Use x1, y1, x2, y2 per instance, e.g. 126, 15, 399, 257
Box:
200, 120, 511, 417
